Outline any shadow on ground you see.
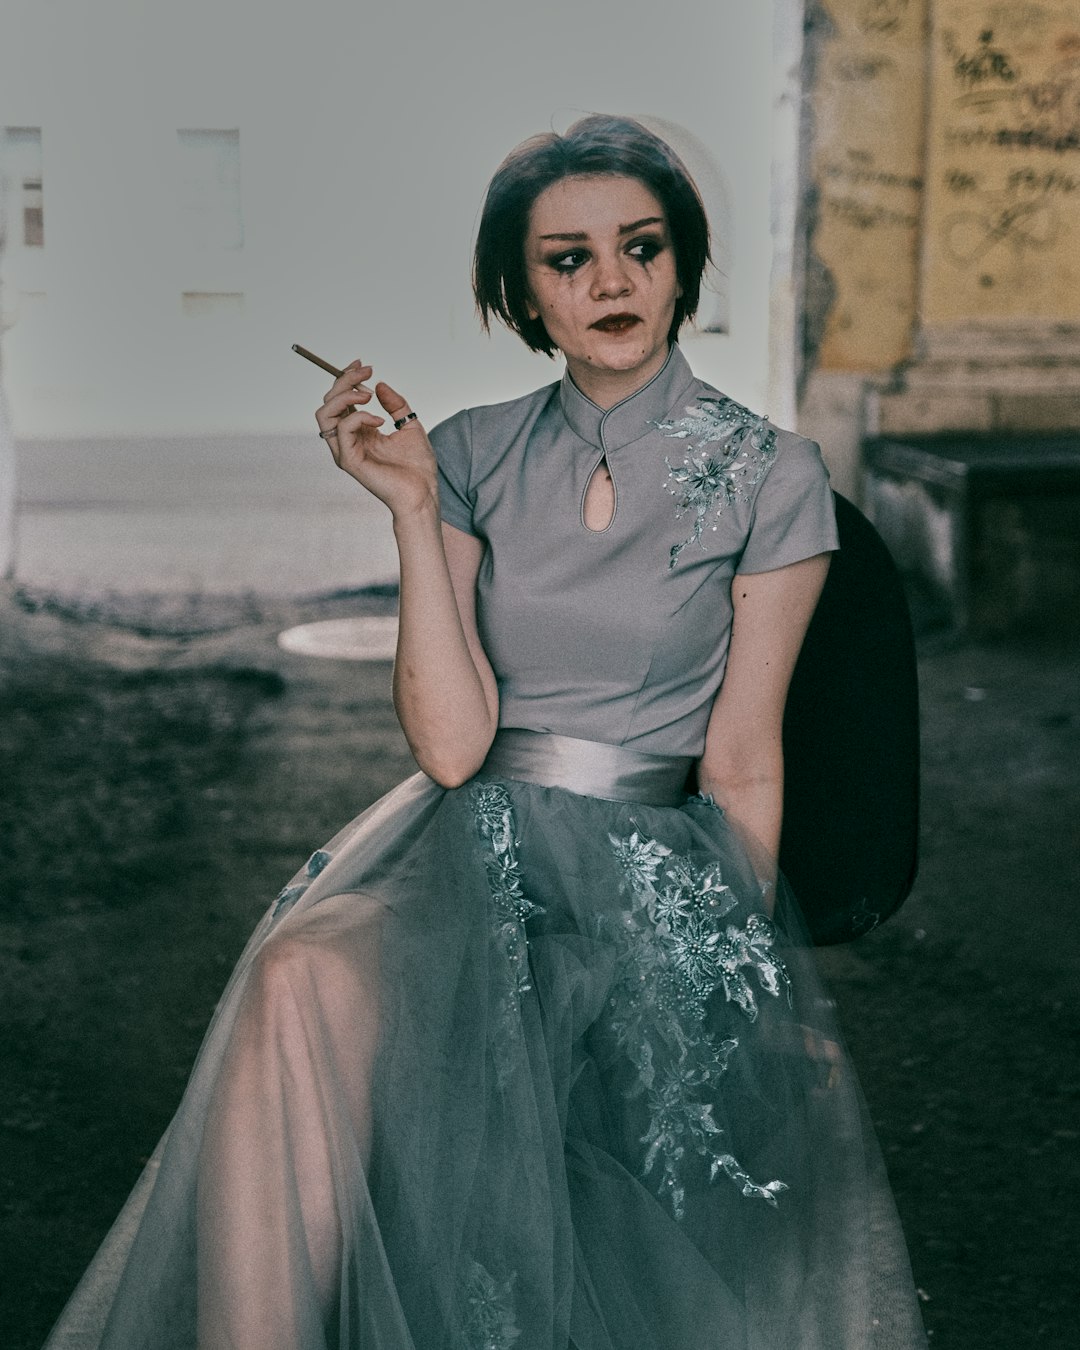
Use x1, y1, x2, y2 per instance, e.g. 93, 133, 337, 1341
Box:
1, 586, 1077, 1349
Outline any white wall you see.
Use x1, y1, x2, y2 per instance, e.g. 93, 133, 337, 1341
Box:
1, 0, 782, 440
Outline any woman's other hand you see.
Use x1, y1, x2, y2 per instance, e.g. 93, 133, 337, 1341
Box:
316, 362, 438, 521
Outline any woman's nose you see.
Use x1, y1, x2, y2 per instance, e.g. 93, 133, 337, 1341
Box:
591, 253, 633, 300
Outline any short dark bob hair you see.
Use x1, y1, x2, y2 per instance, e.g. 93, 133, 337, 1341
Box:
473, 114, 711, 357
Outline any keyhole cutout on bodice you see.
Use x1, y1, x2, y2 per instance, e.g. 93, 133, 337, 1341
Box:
582, 456, 617, 532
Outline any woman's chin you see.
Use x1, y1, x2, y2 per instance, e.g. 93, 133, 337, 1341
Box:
570, 338, 668, 387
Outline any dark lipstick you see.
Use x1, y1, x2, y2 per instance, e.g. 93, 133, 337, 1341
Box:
591, 313, 641, 333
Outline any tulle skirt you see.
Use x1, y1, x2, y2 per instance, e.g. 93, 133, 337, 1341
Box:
46, 759, 927, 1349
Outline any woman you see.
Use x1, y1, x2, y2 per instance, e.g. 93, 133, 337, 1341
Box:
47, 116, 926, 1349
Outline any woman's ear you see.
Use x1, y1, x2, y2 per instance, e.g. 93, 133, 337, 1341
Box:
526, 297, 540, 321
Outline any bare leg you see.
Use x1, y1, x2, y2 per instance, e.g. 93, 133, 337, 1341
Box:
195, 895, 382, 1350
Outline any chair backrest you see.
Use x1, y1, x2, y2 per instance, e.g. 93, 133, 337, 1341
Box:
779, 492, 920, 944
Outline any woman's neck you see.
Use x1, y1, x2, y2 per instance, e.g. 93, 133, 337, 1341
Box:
564, 344, 672, 410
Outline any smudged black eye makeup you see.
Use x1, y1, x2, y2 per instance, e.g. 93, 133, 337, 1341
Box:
546, 249, 589, 273
542, 234, 668, 275
627, 237, 665, 264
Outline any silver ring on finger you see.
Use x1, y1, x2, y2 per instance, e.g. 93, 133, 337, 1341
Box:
393, 412, 418, 430
319, 428, 339, 440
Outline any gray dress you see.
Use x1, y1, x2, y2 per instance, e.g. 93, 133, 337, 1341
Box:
45, 346, 927, 1350
434, 344, 837, 755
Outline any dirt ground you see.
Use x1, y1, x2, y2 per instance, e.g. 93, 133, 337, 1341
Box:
1, 583, 1077, 1349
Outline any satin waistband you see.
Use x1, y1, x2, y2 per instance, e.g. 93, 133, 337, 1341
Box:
478, 729, 694, 807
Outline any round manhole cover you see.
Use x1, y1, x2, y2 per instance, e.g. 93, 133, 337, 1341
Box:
277, 616, 398, 661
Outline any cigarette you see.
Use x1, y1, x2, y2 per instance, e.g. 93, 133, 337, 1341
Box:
291, 344, 345, 379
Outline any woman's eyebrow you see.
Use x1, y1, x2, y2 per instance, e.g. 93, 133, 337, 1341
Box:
618, 216, 665, 234
538, 216, 666, 242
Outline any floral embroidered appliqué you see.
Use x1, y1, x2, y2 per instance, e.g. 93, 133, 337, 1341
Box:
605, 829, 791, 1217
713, 912, 791, 1021
460, 1260, 521, 1350
655, 397, 778, 568
471, 782, 545, 1083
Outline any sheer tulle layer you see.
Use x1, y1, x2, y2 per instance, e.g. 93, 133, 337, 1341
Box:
47, 773, 926, 1350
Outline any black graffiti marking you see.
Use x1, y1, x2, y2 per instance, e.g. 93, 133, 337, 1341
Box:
953, 30, 1019, 88
824, 162, 923, 191
857, 0, 911, 37
954, 87, 1021, 113
1024, 78, 1075, 114
826, 196, 921, 230
943, 125, 996, 149
995, 124, 1080, 153
944, 123, 1080, 155
948, 56, 1080, 147
946, 169, 981, 194
1007, 166, 1080, 194
1019, 62, 1080, 133
834, 53, 898, 82
943, 194, 1061, 267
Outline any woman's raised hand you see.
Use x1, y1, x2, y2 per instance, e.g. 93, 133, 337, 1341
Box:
316, 361, 439, 520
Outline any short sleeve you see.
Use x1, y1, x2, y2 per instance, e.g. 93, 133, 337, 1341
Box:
428, 408, 477, 536
736, 435, 839, 574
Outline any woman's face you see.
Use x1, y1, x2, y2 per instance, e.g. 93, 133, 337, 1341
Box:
524, 174, 681, 406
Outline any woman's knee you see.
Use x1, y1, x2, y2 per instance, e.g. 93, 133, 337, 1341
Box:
246, 922, 382, 1044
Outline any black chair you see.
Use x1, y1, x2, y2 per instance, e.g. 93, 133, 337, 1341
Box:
779, 492, 920, 944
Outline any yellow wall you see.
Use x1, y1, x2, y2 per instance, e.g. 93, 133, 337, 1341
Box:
809, 0, 1080, 372
922, 1, 1080, 324
810, 0, 928, 371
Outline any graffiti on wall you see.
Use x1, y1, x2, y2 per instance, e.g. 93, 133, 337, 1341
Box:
923, 2, 1080, 323
857, 0, 914, 35
810, 0, 927, 372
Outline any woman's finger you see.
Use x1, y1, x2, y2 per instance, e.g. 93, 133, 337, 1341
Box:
374, 380, 406, 415
374, 381, 421, 430
324, 378, 372, 407
324, 361, 370, 396
320, 364, 372, 417
322, 387, 373, 418
317, 401, 384, 443
339, 409, 386, 434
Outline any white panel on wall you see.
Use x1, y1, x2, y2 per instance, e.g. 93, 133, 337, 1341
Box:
176, 129, 243, 252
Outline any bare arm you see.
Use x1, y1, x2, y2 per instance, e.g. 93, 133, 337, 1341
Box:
391, 518, 498, 786
317, 364, 498, 787
698, 554, 831, 869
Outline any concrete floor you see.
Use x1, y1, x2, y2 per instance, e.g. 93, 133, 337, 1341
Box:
1, 586, 1077, 1349
3, 430, 1079, 1349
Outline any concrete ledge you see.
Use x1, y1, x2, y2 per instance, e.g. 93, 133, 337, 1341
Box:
863, 433, 1080, 632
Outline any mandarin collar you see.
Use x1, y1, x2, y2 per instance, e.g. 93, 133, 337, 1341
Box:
558, 344, 698, 453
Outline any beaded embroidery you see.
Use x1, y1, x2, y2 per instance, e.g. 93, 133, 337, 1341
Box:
460, 1260, 521, 1350
271, 848, 335, 920
471, 782, 545, 1083
606, 829, 791, 1217
655, 397, 778, 568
